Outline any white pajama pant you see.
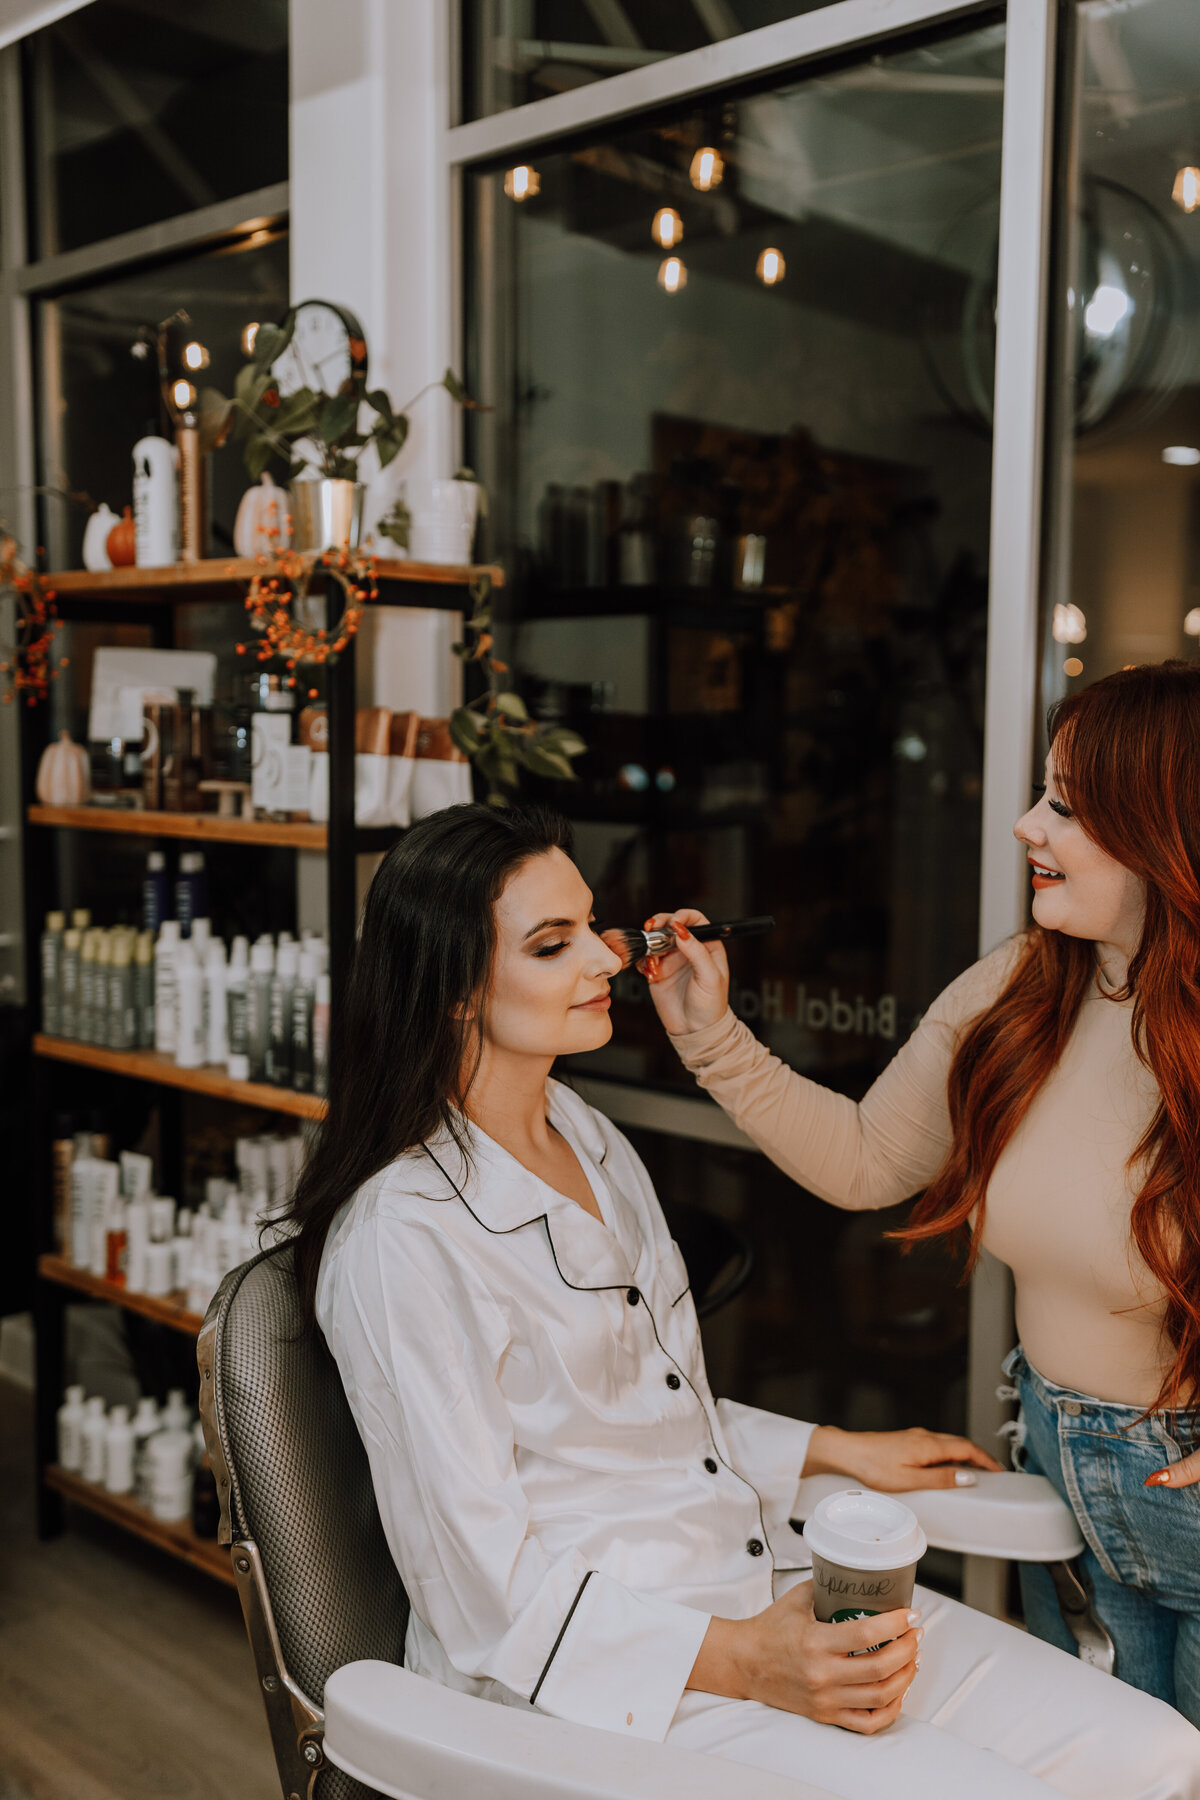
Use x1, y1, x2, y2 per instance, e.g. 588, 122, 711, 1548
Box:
667, 1583, 1200, 1799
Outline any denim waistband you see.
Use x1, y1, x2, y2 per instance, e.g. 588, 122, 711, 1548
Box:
1002, 1343, 1200, 1446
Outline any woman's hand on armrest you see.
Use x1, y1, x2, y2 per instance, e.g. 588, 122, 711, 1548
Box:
687, 1583, 921, 1735
803, 1424, 1004, 1491
640, 909, 730, 1035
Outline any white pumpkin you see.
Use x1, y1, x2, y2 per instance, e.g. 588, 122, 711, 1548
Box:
36, 731, 90, 806
234, 474, 292, 557
82, 504, 117, 572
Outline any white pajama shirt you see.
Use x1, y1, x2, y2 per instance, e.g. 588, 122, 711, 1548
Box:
316, 1080, 1200, 1799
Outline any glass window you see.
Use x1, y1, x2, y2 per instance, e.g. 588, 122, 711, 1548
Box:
25, 0, 287, 258
462, 0, 841, 122
1041, 0, 1200, 719
35, 231, 289, 569
466, 17, 1005, 1471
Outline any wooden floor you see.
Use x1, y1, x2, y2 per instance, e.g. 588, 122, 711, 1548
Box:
0, 1378, 279, 1800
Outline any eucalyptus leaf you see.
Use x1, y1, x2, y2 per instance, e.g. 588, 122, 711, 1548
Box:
320, 392, 359, 448
442, 368, 468, 404
449, 710, 485, 757
521, 745, 576, 782
253, 314, 292, 372
493, 691, 529, 722
541, 728, 586, 757
244, 435, 275, 481
367, 388, 395, 424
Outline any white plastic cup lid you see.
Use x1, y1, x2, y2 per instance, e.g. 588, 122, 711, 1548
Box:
802, 1488, 927, 1571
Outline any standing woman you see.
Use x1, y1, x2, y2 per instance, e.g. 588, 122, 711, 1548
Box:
645, 660, 1200, 1724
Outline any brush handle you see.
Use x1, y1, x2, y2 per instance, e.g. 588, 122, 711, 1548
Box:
690, 915, 775, 944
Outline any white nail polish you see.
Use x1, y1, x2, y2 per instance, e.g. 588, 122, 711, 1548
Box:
955, 1470, 978, 1487
907, 1610, 922, 1626
915, 1627, 924, 1643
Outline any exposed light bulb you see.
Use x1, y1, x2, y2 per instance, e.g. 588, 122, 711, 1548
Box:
1163, 445, 1200, 466
1084, 283, 1130, 338
689, 147, 723, 192
504, 165, 541, 201
172, 379, 197, 411
241, 322, 260, 357
1052, 602, 1087, 645
756, 247, 785, 287
1185, 607, 1200, 637
652, 207, 683, 249
182, 340, 209, 371
1173, 166, 1200, 213
657, 256, 687, 295
1063, 657, 1084, 677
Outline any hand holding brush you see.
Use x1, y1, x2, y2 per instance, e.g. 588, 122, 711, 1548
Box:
602, 910, 772, 1038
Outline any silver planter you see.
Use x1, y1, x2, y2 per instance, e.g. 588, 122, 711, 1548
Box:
289, 478, 365, 552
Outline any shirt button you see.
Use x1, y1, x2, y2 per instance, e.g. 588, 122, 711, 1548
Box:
704, 1457, 718, 1474
627, 1288, 640, 1306
666, 1373, 681, 1390
746, 1538, 765, 1557
1063, 1400, 1082, 1417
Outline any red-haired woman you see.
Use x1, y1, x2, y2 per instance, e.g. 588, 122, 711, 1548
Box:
646, 659, 1200, 1725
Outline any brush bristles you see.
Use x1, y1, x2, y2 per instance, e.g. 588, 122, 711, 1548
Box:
598, 927, 650, 970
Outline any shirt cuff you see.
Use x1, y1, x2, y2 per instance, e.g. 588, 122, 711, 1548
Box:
532, 1571, 711, 1743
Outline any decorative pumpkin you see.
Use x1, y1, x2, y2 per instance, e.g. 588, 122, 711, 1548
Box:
82, 504, 117, 572
234, 473, 291, 558
36, 731, 90, 806
106, 506, 136, 567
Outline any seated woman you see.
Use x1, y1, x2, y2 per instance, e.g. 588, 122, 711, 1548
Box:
286, 804, 1200, 1800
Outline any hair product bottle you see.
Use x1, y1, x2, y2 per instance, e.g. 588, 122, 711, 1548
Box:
104, 1404, 134, 1494
134, 929, 155, 1047
59, 926, 81, 1039
57, 1384, 86, 1471
174, 851, 207, 937
131, 1396, 160, 1506
225, 936, 250, 1080
78, 928, 98, 1044
94, 930, 114, 1047
80, 1396, 108, 1483
40, 910, 65, 1035
313, 972, 331, 1097
175, 941, 204, 1068
267, 941, 297, 1086
204, 938, 228, 1067
248, 940, 274, 1082
51, 1113, 74, 1256
291, 948, 316, 1092
154, 920, 181, 1054
142, 850, 168, 932
108, 930, 136, 1050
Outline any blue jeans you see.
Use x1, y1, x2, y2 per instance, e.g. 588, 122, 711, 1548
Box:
1004, 1343, 1200, 1727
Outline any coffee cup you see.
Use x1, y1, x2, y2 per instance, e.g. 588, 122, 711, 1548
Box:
802, 1488, 927, 1635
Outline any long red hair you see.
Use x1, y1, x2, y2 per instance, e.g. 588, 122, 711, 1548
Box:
899, 661, 1200, 1414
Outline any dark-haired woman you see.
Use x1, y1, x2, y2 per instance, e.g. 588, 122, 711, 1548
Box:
290, 799, 1198, 1798
648, 659, 1200, 1731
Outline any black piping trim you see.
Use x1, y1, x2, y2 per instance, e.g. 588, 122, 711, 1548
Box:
530, 1570, 595, 1705
421, 1143, 783, 1594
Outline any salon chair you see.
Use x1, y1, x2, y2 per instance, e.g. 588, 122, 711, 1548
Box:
198, 1243, 1100, 1800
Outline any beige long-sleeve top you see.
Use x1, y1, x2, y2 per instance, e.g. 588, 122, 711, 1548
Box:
671, 940, 1169, 1408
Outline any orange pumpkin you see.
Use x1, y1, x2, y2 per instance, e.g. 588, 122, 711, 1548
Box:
106, 505, 136, 567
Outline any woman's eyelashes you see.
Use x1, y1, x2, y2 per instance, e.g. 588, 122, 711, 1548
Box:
533, 940, 569, 959
1032, 782, 1073, 820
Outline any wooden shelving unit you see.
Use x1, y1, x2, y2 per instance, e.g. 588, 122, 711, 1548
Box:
46, 554, 502, 601
28, 805, 327, 849
23, 551, 488, 1579
38, 1254, 205, 1337
44, 1464, 234, 1586
33, 1035, 326, 1119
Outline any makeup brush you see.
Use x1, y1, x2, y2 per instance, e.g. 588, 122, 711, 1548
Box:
600, 915, 776, 971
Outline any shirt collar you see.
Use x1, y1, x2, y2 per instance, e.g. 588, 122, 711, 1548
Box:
421, 1082, 636, 1291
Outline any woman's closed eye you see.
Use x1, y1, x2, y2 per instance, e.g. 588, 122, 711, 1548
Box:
533, 940, 569, 958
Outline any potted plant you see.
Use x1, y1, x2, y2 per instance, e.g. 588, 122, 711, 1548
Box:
201, 299, 481, 551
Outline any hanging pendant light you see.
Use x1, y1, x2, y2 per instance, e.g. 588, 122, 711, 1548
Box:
756, 247, 786, 287
657, 256, 687, 295
689, 147, 723, 192
504, 165, 541, 201
652, 207, 683, 249
1172, 166, 1200, 213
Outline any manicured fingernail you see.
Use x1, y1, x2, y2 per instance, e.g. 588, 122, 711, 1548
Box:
644, 919, 654, 929
915, 1627, 924, 1643
915, 1655, 922, 1671
955, 1470, 978, 1487
907, 1611, 922, 1626
1145, 1470, 1172, 1486
675, 922, 691, 940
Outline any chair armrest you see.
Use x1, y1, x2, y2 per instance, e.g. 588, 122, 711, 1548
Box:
324, 1661, 838, 1800
792, 1472, 1084, 1561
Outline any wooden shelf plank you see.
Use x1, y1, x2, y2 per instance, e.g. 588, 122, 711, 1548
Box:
44, 1464, 234, 1586
28, 805, 327, 849
45, 555, 503, 600
33, 1035, 327, 1119
38, 1254, 205, 1337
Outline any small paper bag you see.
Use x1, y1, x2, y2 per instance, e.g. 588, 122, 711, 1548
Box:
355, 706, 392, 826
409, 717, 473, 821
385, 710, 420, 827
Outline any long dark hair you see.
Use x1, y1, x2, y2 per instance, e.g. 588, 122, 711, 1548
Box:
899, 661, 1200, 1414
285, 802, 574, 1322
